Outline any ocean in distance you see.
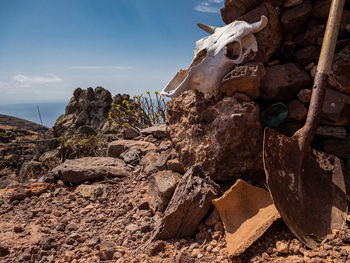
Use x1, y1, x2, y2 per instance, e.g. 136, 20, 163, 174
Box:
0, 102, 68, 128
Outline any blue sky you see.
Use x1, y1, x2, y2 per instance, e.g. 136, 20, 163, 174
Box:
0, 0, 225, 104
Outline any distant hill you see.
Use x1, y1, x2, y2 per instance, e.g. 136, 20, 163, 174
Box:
0, 114, 49, 134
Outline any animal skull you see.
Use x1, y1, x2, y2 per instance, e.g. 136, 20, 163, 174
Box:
161, 16, 268, 98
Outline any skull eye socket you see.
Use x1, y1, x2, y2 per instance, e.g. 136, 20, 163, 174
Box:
226, 41, 241, 60
190, 49, 208, 67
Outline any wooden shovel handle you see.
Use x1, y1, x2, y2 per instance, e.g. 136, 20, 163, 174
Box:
317, 0, 345, 74
296, 0, 345, 151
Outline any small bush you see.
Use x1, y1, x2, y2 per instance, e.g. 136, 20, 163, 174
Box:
58, 134, 102, 161
109, 92, 166, 130
0, 131, 8, 137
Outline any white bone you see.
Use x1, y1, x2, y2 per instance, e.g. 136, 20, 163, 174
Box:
161, 16, 268, 98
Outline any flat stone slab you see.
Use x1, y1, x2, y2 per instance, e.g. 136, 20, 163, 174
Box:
52, 157, 131, 184
213, 179, 280, 257
141, 124, 167, 139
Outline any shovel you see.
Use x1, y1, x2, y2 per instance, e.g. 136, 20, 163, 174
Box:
263, 0, 347, 248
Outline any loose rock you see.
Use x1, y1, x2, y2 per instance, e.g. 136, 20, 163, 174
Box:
221, 63, 265, 99
151, 165, 219, 240
149, 170, 181, 212
51, 157, 131, 184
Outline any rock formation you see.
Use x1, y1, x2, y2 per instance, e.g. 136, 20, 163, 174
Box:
1, 0, 350, 262
53, 87, 112, 137
167, 91, 263, 182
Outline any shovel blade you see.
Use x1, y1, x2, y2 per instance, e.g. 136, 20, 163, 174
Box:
263, 127, 347, 248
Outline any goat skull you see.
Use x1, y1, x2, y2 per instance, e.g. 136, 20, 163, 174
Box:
161, 16, 268, 98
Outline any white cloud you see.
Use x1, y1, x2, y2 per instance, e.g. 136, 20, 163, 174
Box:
70, 66, 133, 70
0, 81, 10, 88
13, 74, 62, 87
195, 0, 224, 13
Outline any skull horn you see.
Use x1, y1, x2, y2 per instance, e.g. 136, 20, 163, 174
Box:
251, 15, 268, 33
197, 23, 218, 34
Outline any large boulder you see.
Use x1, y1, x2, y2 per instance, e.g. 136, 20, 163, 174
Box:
53, 87, 112, 136
261, 63, 312, 101
150, 165, 220, 240
167, 91, 263, 182
51, 157, 131, 184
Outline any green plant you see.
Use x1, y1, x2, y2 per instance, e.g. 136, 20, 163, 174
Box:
109, 92, 167, 131
58, 134, 101, 161
0, 132, 8, 137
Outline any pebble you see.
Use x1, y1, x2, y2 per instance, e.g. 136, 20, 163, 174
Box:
191, 248, 201, 258
66, 223, 78, 231
211, 231, 222, 240
276, 240, 289, 254
86, 236, 100, 247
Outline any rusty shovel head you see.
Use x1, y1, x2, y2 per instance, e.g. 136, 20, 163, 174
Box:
263, 127, 347, 248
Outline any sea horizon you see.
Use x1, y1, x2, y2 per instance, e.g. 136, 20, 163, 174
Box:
0, 101, 68, 128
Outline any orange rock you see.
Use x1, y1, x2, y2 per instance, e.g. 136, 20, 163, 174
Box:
212, 180, 280, 257
0, 182, 53, 202
221, 63, 265, 99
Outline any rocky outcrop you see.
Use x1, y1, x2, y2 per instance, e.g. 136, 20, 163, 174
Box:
0, 116, 48, 181
151, 165, 220, 240
53, 87, 112, 136
167, 91, 263, 182
51, 157, 131, 184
